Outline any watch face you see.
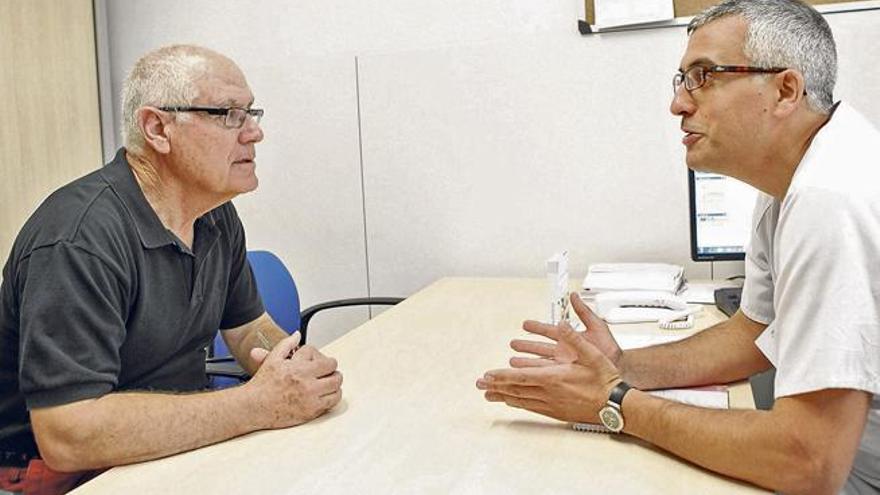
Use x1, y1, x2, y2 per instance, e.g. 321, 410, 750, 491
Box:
599, 406, 624, 433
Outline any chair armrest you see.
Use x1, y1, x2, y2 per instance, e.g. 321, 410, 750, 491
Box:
205, 358, 249, 381
206, 297, 404, 386
300, 297, 405, 336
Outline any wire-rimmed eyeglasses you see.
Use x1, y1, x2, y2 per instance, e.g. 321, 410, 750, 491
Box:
673, 65, 786, 93
158, 106, 264, 129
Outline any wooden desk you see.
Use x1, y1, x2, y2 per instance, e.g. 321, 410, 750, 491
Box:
74, 277, 766, 494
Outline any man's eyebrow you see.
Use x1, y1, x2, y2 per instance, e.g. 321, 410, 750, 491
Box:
679, 57, 717, 71
216, 97, 255, 108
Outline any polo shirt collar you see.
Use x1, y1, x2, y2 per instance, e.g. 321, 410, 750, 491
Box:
99, 148, 213, 250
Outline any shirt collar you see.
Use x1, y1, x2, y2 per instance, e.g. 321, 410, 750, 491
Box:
98, 148, 226, 250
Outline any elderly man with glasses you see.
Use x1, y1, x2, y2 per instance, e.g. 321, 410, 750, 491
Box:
0, 45, 342, 494
478, 1, 879, 493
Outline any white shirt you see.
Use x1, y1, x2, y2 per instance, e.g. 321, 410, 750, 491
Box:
741, 102, 880, 493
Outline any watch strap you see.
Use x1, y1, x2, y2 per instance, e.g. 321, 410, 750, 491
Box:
608, 381, 633, 408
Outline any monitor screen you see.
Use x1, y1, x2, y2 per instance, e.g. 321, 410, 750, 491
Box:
688, 170, 760, 261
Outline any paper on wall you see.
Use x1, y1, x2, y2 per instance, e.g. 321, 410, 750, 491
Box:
593, 0, 674, 30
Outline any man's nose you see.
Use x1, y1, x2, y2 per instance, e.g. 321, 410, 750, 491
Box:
670, 84, 696, 117
239, 115, 264, 144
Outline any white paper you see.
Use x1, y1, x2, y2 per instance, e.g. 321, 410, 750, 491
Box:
679, 283, 719, 304
615, 333, 688, 350
593, 0, 674, 30
649, 388, 729, 409
582, 263, 684, 294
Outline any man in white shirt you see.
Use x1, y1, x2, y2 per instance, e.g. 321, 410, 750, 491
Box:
477, 1, 879, 493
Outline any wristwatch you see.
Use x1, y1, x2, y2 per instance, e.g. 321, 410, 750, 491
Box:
598, 381, 633, 433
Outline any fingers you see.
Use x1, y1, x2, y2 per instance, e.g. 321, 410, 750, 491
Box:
557, 324, 604, 364
291, 344, 321, 361
509, 356, 556, 368
476, 370, 549, 404
313, 371, 344, 396
570, 292, 605, 329
295, 353, 339, 379
477, 367, 550, 387
477, 369, 524, 387
510, 339, 556, 358
320, 389, 343, 410
521, 320, 562, 341
269, 333, 300, 360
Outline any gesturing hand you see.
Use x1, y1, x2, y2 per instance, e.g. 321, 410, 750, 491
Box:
509, 292, 623, 369
477, 319, 622, 424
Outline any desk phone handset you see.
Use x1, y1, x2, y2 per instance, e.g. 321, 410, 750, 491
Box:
594, 291, 701, 329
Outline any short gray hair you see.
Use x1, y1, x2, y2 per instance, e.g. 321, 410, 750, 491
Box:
121, 45, 218, 153
688, 0, 837, 113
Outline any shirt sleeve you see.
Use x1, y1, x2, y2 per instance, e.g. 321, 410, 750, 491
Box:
770, 187, 880, 398
218, 203, 264, 330
740, 195, 775, 325
17, 242, 129, 409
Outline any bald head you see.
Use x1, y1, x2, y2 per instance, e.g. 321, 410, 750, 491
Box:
121, 45, 243, 153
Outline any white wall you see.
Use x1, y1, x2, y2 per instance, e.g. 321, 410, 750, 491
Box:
358, 30, 692, 296
101, 1, 880, 345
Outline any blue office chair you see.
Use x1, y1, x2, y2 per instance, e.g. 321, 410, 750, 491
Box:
206, 250, 404, 387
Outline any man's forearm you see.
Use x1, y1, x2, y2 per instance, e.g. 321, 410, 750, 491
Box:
618, 312, 771, 389
623, 389, 867, 494
32, 386, 262, 472
231, 317, 290, 376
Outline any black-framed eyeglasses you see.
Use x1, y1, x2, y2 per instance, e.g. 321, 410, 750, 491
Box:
673, 65, 787, 93
158, 106, 264, 129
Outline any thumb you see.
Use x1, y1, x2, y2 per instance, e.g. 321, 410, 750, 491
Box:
250, 347, 270, 364
557, 322, 605, 365
570, 292, 606, 329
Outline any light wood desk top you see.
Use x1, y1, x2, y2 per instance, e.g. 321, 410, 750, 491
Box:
74, 277, 766, 494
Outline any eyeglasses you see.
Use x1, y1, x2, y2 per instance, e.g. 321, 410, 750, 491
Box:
158, 106, 264, 129
672, 65, 786, 93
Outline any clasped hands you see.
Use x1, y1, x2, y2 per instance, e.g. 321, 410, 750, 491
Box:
247, 332, 344, 428
476, 293, 624, 424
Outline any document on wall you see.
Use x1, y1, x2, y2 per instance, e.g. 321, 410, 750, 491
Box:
593, 0, 675, 30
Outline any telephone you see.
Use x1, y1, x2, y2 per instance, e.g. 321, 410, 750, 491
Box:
593, 291, 701, 329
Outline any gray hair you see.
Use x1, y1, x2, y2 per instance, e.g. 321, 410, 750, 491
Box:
121, 45, 218, 153
688, 0, 837, 113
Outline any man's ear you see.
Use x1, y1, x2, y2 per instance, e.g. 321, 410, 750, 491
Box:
137, 107, 173, 155
773, 69, 806, 117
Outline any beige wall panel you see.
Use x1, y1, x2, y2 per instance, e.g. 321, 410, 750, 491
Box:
0, 0, 102, 261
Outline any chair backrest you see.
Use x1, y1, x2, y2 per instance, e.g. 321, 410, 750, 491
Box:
247, 250, 302, 333
213, 250, 301, 357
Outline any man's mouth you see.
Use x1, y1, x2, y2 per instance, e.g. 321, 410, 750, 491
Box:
681, 130, 702, 147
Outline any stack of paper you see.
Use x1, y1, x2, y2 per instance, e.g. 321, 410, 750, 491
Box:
582, 263, 685, 295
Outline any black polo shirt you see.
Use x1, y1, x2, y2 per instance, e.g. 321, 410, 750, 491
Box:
0, 149, 264, 455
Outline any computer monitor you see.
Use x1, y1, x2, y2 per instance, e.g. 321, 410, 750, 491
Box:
687, 170, 760, 261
